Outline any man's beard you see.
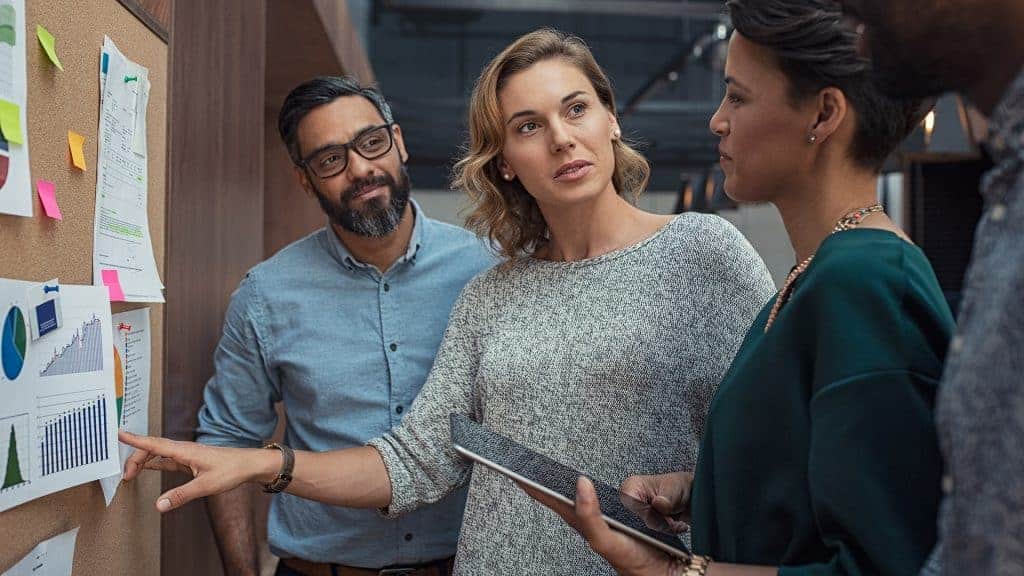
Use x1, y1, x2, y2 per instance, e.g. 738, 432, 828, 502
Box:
314, 165, 411, 237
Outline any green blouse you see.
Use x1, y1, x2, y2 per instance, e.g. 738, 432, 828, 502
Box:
690, 229, 954, 576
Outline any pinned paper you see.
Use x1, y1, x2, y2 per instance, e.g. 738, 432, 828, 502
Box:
36, 25, 63, 71
68, 130, 86, 170
4, 526, 80, 576
101, 269, 126, 302
36, 180, 62, 220
0, 99, 23, 144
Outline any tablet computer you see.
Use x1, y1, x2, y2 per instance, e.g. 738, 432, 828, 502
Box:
449, 413, 691, 559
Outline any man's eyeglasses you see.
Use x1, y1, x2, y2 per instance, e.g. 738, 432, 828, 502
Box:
301, 124, 395, 179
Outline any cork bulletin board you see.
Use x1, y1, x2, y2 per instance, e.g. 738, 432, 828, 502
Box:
0, 0, 166, 573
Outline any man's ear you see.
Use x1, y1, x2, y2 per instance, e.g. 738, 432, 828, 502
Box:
809, 86, 848, 144
392, 123, 409, 164
293, 164, 316, 199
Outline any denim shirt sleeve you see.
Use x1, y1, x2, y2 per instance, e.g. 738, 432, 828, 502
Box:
195, 271, 282, 447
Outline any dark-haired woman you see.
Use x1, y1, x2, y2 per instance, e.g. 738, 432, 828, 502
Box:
527, 1, 953, 575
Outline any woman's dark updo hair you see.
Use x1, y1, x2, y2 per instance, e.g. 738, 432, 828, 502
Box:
727, 0, 924, 172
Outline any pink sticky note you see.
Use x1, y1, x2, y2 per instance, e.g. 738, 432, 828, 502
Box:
36, 179, 63, 220
101, 269, 126, 302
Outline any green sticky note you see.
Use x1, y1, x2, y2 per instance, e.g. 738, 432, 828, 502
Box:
36, 25, 63, 71
0, 99, 23, 144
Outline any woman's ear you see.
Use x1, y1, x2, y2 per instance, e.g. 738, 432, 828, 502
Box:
608, 109, 622, 141
497, 157, 515, 181
809, 87, 848, 144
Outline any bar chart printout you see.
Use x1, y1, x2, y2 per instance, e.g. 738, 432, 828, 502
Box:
0, 280, 119, 513
37, 391, 109, 476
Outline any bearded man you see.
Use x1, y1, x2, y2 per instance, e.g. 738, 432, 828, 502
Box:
195, 76, 495, 576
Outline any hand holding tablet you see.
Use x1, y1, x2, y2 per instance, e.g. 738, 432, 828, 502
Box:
449, 413, 692, 559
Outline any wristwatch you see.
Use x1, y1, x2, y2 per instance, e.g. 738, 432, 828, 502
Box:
679, 555, 712, 576
261, 443, 294, 494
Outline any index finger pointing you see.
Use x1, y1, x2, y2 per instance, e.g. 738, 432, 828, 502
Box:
118, 431, 182, 458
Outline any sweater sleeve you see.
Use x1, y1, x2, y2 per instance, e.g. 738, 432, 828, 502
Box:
366, 273, 487, 517
688, 215, 777, 423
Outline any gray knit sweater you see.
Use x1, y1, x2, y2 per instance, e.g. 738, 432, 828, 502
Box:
368, 213, 776, 575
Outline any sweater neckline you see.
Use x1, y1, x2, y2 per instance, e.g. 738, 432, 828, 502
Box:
524, 214, 685, 270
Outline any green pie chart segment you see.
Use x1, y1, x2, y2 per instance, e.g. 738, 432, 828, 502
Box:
2, 307, 26, 380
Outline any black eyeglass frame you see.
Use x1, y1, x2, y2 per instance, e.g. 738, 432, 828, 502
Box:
300, 123, 396, 179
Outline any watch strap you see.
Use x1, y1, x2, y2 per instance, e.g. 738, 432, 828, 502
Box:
261, 443, 294, 494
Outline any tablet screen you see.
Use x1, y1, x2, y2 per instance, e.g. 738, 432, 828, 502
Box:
449, 413, 690, 558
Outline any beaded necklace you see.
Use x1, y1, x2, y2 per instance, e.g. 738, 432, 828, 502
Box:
764, 203, 884, 332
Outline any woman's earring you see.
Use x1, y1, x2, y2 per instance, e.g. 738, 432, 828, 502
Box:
612, 129, 621, 140
503, 173, 513, 181
808, 134, 817, 144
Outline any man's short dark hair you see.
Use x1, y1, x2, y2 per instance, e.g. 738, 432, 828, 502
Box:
277, 76, 395, 166
727, 0, 924, 172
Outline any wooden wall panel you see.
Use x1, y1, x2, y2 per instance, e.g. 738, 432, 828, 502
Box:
162, 1, 267, 574
118, 0, 172, 42
263, 0, 377, 257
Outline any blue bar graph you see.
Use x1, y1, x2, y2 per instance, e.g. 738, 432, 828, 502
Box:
38, 394, 108, 476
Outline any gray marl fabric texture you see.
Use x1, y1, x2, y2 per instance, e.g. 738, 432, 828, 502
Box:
367, 213, 776, 575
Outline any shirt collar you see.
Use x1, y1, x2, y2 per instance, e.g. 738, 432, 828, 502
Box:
323, 198, 426, 272
986, 65, 1024, 162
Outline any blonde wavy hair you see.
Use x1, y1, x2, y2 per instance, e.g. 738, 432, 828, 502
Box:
451, 28, 651, 260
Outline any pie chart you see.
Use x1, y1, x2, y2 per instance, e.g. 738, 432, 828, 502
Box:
2, 306, 26, 380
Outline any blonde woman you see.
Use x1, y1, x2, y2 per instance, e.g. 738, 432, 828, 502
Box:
120, 29, 775, 575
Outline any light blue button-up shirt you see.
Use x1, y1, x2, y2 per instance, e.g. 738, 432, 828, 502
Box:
195, 202, 497, 567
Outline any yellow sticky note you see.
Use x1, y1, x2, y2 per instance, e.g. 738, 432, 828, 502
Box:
36, 25, 63, 71
68, 130, 86, 170
0, 99, 23, 144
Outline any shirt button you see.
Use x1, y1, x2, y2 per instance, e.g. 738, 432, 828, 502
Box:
942, 474, 954, 494
950, 335, 964, 354
390, 343, 398, 352
396, 405, 403, 414
383, 283, 390, 292
990, 204, 1007, 222
404, 533, 413, 542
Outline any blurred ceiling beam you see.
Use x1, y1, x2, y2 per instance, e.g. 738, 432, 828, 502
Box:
382, 0, 724, 19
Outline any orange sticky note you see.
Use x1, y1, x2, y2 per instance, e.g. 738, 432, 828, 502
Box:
36, 180, 62, 220
101, 269, 126, 302
68, 131, 86, 170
